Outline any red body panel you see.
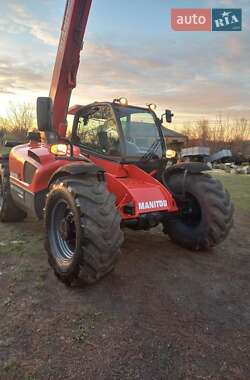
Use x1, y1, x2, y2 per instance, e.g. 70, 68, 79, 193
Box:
9, 144, 177, 219
9, 143, 82, 193
86, 154, 177, 218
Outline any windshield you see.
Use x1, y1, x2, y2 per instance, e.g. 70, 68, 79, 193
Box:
115, 106, 163, 158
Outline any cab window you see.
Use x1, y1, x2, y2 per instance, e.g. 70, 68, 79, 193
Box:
117, 107, 162, 157
75, 105, 121, 156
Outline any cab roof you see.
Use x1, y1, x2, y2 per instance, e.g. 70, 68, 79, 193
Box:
68, 102, 149, 115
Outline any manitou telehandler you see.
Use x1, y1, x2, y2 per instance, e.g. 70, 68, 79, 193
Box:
0, 0, 233, 285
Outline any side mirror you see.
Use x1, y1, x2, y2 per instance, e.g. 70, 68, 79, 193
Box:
37, 97, 53, 131
165, 109, 174, 123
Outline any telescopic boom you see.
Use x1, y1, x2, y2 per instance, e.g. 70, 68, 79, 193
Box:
49, 0, 92, 137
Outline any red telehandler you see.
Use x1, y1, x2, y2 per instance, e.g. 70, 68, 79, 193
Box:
0, 0, 233, 285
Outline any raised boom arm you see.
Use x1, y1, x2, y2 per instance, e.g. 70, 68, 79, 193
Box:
49, 0, 92, 137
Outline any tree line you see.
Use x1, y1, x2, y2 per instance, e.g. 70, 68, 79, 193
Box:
0, 103, 249, 157
180, 118, 250, 156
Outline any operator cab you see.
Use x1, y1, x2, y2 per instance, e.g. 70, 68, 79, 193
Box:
71, 100, 171, 173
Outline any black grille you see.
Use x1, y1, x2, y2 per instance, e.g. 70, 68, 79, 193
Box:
24, 162, 37, 184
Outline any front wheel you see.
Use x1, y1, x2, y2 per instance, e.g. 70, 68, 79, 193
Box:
44, 174, 124, 285
163, 173, 234, 250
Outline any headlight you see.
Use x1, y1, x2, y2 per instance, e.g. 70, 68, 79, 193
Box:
50, 144, 68, 156
166, 149, 176, 159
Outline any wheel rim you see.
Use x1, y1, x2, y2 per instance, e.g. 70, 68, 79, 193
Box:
50, 199, 77, 263
179, 192, 202, 227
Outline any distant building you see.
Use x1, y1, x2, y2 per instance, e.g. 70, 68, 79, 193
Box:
161, 126, 187, 151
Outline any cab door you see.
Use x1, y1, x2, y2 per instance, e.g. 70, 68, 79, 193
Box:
73, 104, 124, 157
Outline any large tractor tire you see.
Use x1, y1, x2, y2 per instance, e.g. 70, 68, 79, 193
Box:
163, 172, 234, 250
44, 174, 124, 285
0, 166, 27, 222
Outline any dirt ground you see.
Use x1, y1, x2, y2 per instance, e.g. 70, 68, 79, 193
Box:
0, 210, 250, 380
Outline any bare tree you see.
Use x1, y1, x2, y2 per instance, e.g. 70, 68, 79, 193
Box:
7, 103, 35, 140
179, 117, 250, 155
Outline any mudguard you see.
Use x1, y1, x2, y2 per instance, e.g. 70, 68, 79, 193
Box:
163, 162, 211, 181
49, 162, 104, 186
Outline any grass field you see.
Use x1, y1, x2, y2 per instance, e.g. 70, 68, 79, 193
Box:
212, 171, 250, 214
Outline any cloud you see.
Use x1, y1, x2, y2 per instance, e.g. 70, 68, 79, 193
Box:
0, 35, 249, 119
0, 55, 50, 95
71, 38, 250, 119
0, 1, 249, 121
0, 2, 58, 46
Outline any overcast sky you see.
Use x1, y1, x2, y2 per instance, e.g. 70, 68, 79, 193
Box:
0, 0, 249, 127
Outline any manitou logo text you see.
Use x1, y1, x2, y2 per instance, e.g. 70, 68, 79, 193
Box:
138, 200, 168, 211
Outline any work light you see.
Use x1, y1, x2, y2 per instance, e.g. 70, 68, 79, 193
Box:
113, 97, 128, 105
166, 149, 177, 159
148, 103, 157, 111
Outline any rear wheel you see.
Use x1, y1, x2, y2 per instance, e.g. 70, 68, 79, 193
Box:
0, 167, 27, 222
163, 172, 234, 250
45, 174, 123, 285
